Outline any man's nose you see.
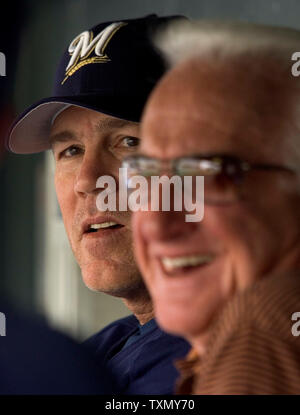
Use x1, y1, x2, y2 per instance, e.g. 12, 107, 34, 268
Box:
74, 152, 117, 196
135, 210, 197, 243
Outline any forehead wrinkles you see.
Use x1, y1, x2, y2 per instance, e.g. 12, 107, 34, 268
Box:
51, 108, 139, 145
150, 53, 296, 110
142, 56, 297, 160
96, 117, 138, 131
154, 57, 294, 116
51, 110, 97, 142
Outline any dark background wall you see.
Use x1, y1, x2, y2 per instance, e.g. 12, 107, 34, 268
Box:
1, 0, 300, 314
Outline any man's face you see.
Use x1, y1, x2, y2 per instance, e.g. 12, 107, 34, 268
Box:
51, 106, 144, 297
133, 58, 300, 341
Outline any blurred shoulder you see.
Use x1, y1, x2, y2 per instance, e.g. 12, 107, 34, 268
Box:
211, 270, 300, 342
195, 271, 300, 394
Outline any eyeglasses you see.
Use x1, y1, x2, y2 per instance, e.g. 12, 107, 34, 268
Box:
122, 154, 296, 204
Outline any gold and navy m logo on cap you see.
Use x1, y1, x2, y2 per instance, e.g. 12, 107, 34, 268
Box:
62, 22, 127, 84
8, 14, 187, 154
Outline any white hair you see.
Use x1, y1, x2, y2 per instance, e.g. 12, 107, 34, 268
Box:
153, 19, 300, 166
154, 19, 300, 69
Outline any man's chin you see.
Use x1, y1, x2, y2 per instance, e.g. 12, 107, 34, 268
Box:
81, 270, 148, 299
99, 281, 148, 298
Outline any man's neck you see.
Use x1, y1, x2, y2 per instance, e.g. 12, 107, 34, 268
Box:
122, 289, 154, 325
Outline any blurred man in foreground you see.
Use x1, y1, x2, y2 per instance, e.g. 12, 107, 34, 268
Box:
130, 20, 300, 394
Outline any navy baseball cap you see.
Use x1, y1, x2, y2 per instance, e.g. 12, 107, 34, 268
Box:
8, 14, 185, 154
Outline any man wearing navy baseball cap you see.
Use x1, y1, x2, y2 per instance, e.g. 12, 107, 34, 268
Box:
8, 14, 190, 394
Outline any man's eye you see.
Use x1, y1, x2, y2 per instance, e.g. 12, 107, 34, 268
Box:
60, 146, 82, 158
121, 137, 140, 148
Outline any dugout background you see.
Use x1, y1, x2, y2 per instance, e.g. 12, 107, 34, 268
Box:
1, 0, 299, 339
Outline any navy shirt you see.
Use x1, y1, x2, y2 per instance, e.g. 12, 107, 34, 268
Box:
84, 315, 190, 394
0, 304, 113, 394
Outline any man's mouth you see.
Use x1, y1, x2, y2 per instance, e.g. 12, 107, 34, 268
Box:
161, 254, 214, 274
87, 222, 124, 233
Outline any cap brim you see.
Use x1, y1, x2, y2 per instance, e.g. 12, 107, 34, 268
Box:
7, 94, 144, 154
8, 100, 70, 154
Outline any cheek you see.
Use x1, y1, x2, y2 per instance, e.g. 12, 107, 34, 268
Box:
206, 204, 279, 281
55, 171, 75, 229
132, 213, 152, 283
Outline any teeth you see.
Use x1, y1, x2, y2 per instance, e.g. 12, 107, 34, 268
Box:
90, 222, 118, 230
162, 255, 213, 272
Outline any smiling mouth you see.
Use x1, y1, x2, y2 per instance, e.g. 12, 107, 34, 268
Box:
161, 254, 214, 274
86, 222, 124, 233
